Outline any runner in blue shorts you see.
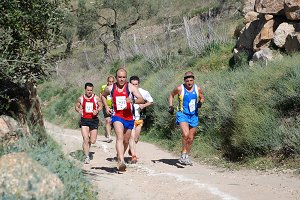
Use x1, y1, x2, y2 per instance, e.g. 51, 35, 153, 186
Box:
168, 71, 205, 165
101, 68, 144, 171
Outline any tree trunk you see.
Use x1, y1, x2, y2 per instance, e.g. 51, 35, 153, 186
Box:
0, 79, 46, 139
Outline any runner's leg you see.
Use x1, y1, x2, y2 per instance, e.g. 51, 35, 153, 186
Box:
89, 129, 98, 145
81, 126, 90, 157
123, 128, 131, 155
113, 121, 125, 163
134, 125, 142, 144
129, 126, 137, 156
105, 116, 112, 138
179, 122, 190, 154
186, 127, 196, 153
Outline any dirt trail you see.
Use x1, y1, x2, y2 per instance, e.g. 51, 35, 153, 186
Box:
45, 121, 300, 200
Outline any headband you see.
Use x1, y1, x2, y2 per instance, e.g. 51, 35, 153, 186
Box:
184, 75, 194, 80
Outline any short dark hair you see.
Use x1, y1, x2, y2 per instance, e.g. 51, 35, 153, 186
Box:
85, 82, 93, 89
129, 75, 140, 83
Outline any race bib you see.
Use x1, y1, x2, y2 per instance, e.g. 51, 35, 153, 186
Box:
85, 102, 93, 113
189, 99, 196, 112
116, 96, 127, 110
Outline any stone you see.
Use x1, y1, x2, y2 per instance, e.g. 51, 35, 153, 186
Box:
255, 0, 284, 15
0, 152, 64, 199
284, 0, 300, 20
273, 22, 295, 48
285, 32, 300, 52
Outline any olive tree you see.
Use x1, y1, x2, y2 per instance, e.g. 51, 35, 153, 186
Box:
0, 0, 67, 135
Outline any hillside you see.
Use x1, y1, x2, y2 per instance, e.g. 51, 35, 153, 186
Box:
38, 0, 300, 170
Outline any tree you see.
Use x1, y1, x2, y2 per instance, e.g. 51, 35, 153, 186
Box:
94, 0, 141, 59
0, 0, 68, 136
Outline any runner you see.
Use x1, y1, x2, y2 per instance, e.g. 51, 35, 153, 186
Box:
168, 71, 204, 165
101, 68, 144, 171
100, 75, 115, 143
75, 82, 102, 164
128, 75, 154, 164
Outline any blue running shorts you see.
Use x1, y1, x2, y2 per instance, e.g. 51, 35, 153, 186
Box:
111, 116, 134, 130
176, 112, 198, 128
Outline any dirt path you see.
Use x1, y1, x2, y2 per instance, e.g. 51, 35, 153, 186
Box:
45, 122, 300, 200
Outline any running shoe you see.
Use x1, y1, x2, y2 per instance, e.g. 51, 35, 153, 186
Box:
107, 137, 113, 143
118, 161, 126, 171
178, 153, 187, 164
184, 155, 193, 166
84, 156, 90, 164
130, 155, 137, 164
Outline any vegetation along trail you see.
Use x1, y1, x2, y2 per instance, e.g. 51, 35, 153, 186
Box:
45, 121, 300, 200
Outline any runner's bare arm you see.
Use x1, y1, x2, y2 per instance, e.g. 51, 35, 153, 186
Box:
93, 95, 103, 115
198, 86, 205, 104
140, 100, 153, 110
129, 83, 145, 104
75, 97, 83, 114
168, 85, 181, 107
101, 85, 113, 114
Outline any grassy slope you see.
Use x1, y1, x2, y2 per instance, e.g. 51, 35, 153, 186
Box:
39, 0, 300, 171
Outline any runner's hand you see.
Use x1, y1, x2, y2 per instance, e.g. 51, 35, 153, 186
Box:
168, 106, 174, 114
198, 102, 202, 109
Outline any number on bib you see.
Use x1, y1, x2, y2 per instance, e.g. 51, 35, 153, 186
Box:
85, 102, 93, 113
189, 99, 196, 112
116, 96, 127, 110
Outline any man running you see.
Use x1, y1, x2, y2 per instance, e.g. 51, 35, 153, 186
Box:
128, 75, 154, 164
101, 68, 144, 171
100, 75, 115, 143
75, 82, 102, 164
168, 71, 204, 165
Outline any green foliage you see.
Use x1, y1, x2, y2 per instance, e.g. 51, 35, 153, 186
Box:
77, 0, 98, 40
0, 0, 67, 83
38, 1, 300, 170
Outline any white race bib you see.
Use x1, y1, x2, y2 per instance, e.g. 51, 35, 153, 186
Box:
116, 96, 127, 110
189, 99, 196, 112
85, 102, 93, 113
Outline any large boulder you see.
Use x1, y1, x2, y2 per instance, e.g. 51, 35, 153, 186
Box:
244, 11, 259, 24
273, 22, 295, 47
252, 47, 273, 62
255, 0, 285, 15
237, 20, 261, 50
284, 0, 300, 20
243, 0, 256, 14
0, 152, 64, 199
0, 115, 22, 145
236, 0, 300, 64
285, 32, 300, 52
253, 18, 275, 51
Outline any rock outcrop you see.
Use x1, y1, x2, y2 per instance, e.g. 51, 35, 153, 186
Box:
235, 0, 300, 63
0, 152, 64, 199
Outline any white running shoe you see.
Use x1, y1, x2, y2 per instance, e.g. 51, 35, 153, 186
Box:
84, 156, 90, 164
184, 155, 193, 166
178, 153, 187, 164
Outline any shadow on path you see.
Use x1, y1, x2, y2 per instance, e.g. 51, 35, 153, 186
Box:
151, 158, 185, 168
